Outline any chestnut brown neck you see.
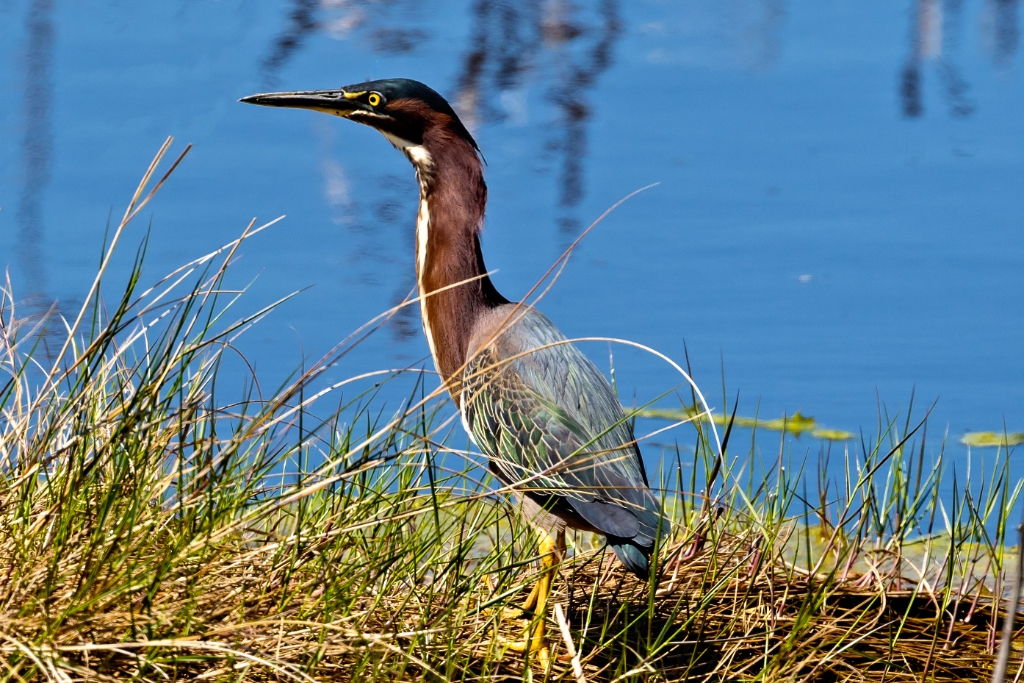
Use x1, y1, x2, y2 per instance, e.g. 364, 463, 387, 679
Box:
399, 124, 508, 401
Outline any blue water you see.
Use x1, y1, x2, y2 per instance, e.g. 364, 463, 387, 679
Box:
1, 0, 1021, 463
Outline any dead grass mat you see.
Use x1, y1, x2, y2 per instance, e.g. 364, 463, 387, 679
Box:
2, 529, 1017, 682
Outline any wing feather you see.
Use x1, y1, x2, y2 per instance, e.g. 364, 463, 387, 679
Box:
462, 308, 665, 547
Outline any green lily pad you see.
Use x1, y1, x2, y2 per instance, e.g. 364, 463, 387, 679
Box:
960, 431, 1024, 447
631, 407, 854, 440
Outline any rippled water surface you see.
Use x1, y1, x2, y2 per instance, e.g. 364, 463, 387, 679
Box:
1, 0, 1022, 457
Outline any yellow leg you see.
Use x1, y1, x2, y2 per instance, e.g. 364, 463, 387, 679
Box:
517, 578, 542, 612
484, 573, 541, 622
502, 528, 566, 669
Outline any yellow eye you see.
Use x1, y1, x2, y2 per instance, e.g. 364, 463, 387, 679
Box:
367, 93, 382, 107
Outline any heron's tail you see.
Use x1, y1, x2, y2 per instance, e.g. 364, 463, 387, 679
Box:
608, 539, 652, 580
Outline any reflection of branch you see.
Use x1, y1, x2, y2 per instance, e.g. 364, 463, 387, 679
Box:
934, 0, 975, 116
993, 0, 1020, 66
748, 0, 785, 68
388, 284, 420, 342
261, 0, 319, 87
902, 0, 1002, 118
455, 0, 621, 239
899, 61, 923, 118
370, 28, 428, 54
17, 0, 55, 299
456, 0, 544, 127
550, 0, 620, 219
900, 0, 933, 118
937, 60, 974, 117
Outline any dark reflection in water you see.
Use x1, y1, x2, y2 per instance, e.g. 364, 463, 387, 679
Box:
259, 1, 432, 344
991, 0, 1020, 65
262, 0, 624, 240
257, 0, 623, 343
261, 0, 318, 87
16, 0, 55, 310
901, 0, 1018, 118
261, 0, 435, 85
937, 0, 974, 117
455, 0, 621, 238
371, 27, 428, 54
548, 0, 621, 236
743, 0, 785, 69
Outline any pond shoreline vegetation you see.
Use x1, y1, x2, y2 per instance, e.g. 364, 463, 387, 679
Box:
1, 141, 1022, 681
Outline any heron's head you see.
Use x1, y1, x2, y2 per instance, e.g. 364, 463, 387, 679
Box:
240, 78, 480, 161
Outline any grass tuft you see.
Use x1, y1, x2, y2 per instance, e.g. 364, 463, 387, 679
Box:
1, 143, 1021, 681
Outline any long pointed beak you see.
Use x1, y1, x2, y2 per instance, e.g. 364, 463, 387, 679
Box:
239, 90, 363, 117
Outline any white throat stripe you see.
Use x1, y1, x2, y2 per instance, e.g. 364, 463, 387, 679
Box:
381, 132, 432, 169
380, 130, 440, 374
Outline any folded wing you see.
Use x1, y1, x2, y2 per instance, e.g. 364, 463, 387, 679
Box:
462, 308, 667, 574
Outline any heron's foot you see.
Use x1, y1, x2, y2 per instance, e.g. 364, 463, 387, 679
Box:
501, 633, 551, 669
483, 605, 534, 621
494, 604, 550, 668
482, 577, 542, 620
491, 528, 564, 671
499, 607, 551, 668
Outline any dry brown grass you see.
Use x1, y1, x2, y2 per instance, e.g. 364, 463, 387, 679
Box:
3, 510, 1017, 682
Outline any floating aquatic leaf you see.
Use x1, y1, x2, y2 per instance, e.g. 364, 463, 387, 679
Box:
631, 407, 853, 440
811, 428, 856, 441
960, 431, 1024, 447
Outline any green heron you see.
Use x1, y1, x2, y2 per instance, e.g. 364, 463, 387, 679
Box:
241, 78, 667, 664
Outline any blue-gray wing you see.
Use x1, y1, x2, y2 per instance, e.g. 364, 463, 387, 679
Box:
462, 308, 666, 571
